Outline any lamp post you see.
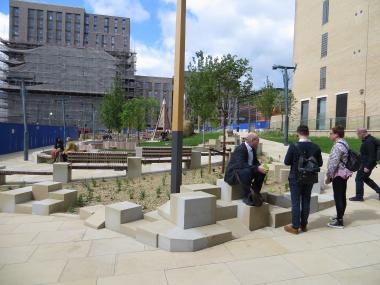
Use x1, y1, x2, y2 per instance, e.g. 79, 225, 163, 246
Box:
272, 65, 295, 146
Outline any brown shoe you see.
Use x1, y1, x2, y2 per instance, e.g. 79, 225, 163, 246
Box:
301, 225, 308, 232
284, 224, 299, 235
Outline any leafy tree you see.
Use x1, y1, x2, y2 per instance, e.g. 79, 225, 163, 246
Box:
100, 78, 125, 133
253, 80, 279, 128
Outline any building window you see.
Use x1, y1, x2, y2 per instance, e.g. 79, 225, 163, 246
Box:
12, 7, 20, 40
124, 36, 128, 48
95, 34, 99, 47
37, 10, 44, 43
13, 6, 19, 17
111, 36, 115, 50
85, 14, 89, 25
84, 34, 89, 46
316, 97, 327, 130
122, 19, 126, 33
114, 18, 118, 34
65, 31, 72, 45
93, 16, 97, 32
27, 9, 35, 41
102, 35, 107, 47
300, 100, 309, 126
104, 17, 109, 33
74, 14, 81, 32
56, 30, 62, 44
74, 32, 80, 45
321, 33, 328, 57
320, 67, 327, 90
322, 0, 329, 25
65, 13, 72, 33
56, 12, 62, 44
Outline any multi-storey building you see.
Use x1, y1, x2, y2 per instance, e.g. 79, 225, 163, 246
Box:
291, 0, 380, 131
0, 0, 172, 128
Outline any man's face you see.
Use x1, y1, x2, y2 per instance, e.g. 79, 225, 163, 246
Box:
356, 131, 364, 140
249, 137, 259, 149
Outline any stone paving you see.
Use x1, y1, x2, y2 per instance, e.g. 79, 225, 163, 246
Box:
0, 138, 380, 284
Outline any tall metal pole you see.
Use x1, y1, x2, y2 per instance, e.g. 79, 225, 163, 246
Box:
92, 104, 96, 140
62, 100, 66, 141
21, 80, 29, 161
171, 0, 186, 194
283, 69, 289, 146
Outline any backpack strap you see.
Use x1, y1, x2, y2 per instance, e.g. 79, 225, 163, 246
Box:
336, 141, 349, 165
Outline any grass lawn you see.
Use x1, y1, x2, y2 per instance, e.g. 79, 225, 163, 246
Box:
139, 131, 221, 147
260, 131, 364, 153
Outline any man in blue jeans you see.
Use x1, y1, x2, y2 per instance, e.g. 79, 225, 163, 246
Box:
283, 125, 323, 234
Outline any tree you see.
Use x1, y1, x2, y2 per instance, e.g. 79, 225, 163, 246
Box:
100, 78, 125, 133
274, 90, 297, 131
253, 80, 279, 128
120, 97, 159, 143
186, 51, 218, 144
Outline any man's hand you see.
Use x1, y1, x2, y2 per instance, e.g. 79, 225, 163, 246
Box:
258, 166, 268, 174
364, 167, 370, 173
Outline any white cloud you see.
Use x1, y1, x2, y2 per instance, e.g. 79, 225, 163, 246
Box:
0, 12, 9, 40
151, 0, 295, 88
85, 0, 150, 22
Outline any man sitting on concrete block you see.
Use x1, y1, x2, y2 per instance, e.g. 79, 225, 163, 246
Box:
224, 133, 268, 206
283, 125, 323, 234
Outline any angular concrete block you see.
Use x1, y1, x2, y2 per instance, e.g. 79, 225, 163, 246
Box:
274, 164, 290, 182
189, 151, 201, 169
120, 219, 151, 238
15, 201, 35, 214
158, 227, 208, 252
216, 200, 238, 221
32, 181, 62, 201
32, 199, 64, 216
171, 192, 216, 229
157, 201, 171, 220
127, 157, 142, 179
144, 210, 163, 222
318, 194, 335, 211
234, 200, 269, 231
216, 218, 251, 239
84, 209, 105, 229
216, 179, 244, 202
268, 205, 292, 228
136, 220, 176, 247
193, 224, 233, 247
0, 186, 33, 213
278, 169, 290, 183
79, 205, 105, 220
265, 192, 292, 208
53, 163, 72, 183
180, 183, 221, 199
283, 192, 318, 213
49, 189, 77, 210
105, 201, 143, 232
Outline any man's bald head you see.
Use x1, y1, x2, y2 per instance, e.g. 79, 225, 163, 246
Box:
356, 128, 368, 140
246, 133, 260, 149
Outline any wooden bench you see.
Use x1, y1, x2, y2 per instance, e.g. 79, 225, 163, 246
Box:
138, 147, 192, 164
0, 169, 53, 185
67, 151, 128, 172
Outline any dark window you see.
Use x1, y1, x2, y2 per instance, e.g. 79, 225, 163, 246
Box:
85, 15, 89, 24
66, 13, 72, 31
56, 30, 62, 43
12, 7, 20, 40
321, 33, 328, 57
37, 10, 44, 42
124, 36, 128, 48
111, 36, 115, 49
65, 31, 71, 45
114, 18, 118, 33
84, 25, 89, 33
47, 11, 53, 21
320, 66, 327, 90
56, 12, 62, 33
93, 16, 97, 32
336, 93, 348, 128
322, 0, 329, 24
75, 14, 80, 23
13, 6, 19, 17
122, 19, 126, 33
56, 12, 62, 21
104, 17, 109, 33
102, 35, 107, 47
47, 30, 53, 43
74, 32, 80, 45
300, 100, 309, 125
84, 33, 89, 45
316, 97, 326, 130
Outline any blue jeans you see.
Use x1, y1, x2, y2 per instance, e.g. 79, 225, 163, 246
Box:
355, 167, 380, 199
289, 179, 313, 229
236, 168, 265, 198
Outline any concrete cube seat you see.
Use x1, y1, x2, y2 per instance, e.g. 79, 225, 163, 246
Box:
216, 200, 238, 221
233, 200, 270, 231
268, 205, 292, 228
136, 220, 176, 247
120, 219, 152, 238
0, 186, 33, 213
278, 169, 291, 183
284, 192, 319, 213
49, 189, 77, 210
84, 209, 105, 229
105, 201, 143, 232
265, 192, 292, 208
157, 201, 171, 220
79, 205, 105, 220
216, 179, 244, 202
180, 183, 221, 199
32, 199, 64, 216
32, 181, 62, 200
15, 201, 36, 214
217, 218, 251, 239
144, 210, 163, 222
171, 192, 216, 229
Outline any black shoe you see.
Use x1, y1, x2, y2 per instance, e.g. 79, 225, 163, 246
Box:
329, 216, 337, 222
327, 219, 344, 229
349, 196, 364, 202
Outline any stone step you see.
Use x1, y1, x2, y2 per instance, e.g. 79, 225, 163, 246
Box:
144, 210, 163, 222
15, 201, 35, 214
105, 201, 143, 232
233, 200, 270, 231
0, 186, 33, 213
84, 209, 105, 229
32, 181, 62, 200
216, 179, 244, 202
216, 200, 237, 221
49, 189, 77, 211
119, 219, 152, 238
318, 194, 335, 211
32, 199, 64, 216
157, 201, 171, 221
136, 220, 176, 247
216, 218, 250, 239
180, 183, 221, 199
268, 205, 292, 228
79, 205, 105, 220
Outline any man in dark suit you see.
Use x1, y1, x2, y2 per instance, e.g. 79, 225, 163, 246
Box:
224, 133, 268, 206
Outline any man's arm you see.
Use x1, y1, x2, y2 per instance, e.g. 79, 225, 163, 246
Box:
284, 144, 294, 166
365, 139, 377, 169
316, 147, 323, 167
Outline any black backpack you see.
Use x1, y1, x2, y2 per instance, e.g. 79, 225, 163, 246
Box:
294, 143, 320, 184
337, 142, 360, 172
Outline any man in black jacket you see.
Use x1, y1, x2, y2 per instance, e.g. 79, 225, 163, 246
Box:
350, 128, 380, 201
224, 133, 268, 206
283, 125, 323, 234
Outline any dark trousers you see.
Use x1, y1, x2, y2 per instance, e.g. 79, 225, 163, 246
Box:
355, 167, 380, 199
236, 168, 265, 197
289, 179, 313, 229
333, 176, 347, 220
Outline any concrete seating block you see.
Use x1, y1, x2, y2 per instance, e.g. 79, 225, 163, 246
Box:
136, 220, 176, 247
216, 179, 244, 202
216, 218, 251, 239
135, 147, 143, 157
53, 163, 72, 183
193, 224, 233, 247
319, 171, 327, 190
171, 192, 216, 229
216, 200, 238, 221
189, 150, 201, 169
265, 192, 292, 208
105, 201, 143, 232
268, 205, 292, 228
157, 201, 171, 220
0, 174, 5, 185
180, 183, 221, 199
15, 201, 35, 214
32, 199, 64, 216
49, 189, 77, 210
278, 169, 291, 183
312, 182, 322, 194
283, 192, 318, 213
120, 219, 151, 238
274, 164, 290, 182
32, 181, 62, 200
127, 157, 142, 179
84, 209, 105, 229
79, 205, 105, 220
234, 200, 269, 231
144, 210, 163, 222
318, 194, 335, 211
158, 227, 208, 252
0, 186, 33, 213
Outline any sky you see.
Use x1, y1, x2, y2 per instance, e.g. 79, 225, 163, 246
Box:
0, 0, 295, 89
